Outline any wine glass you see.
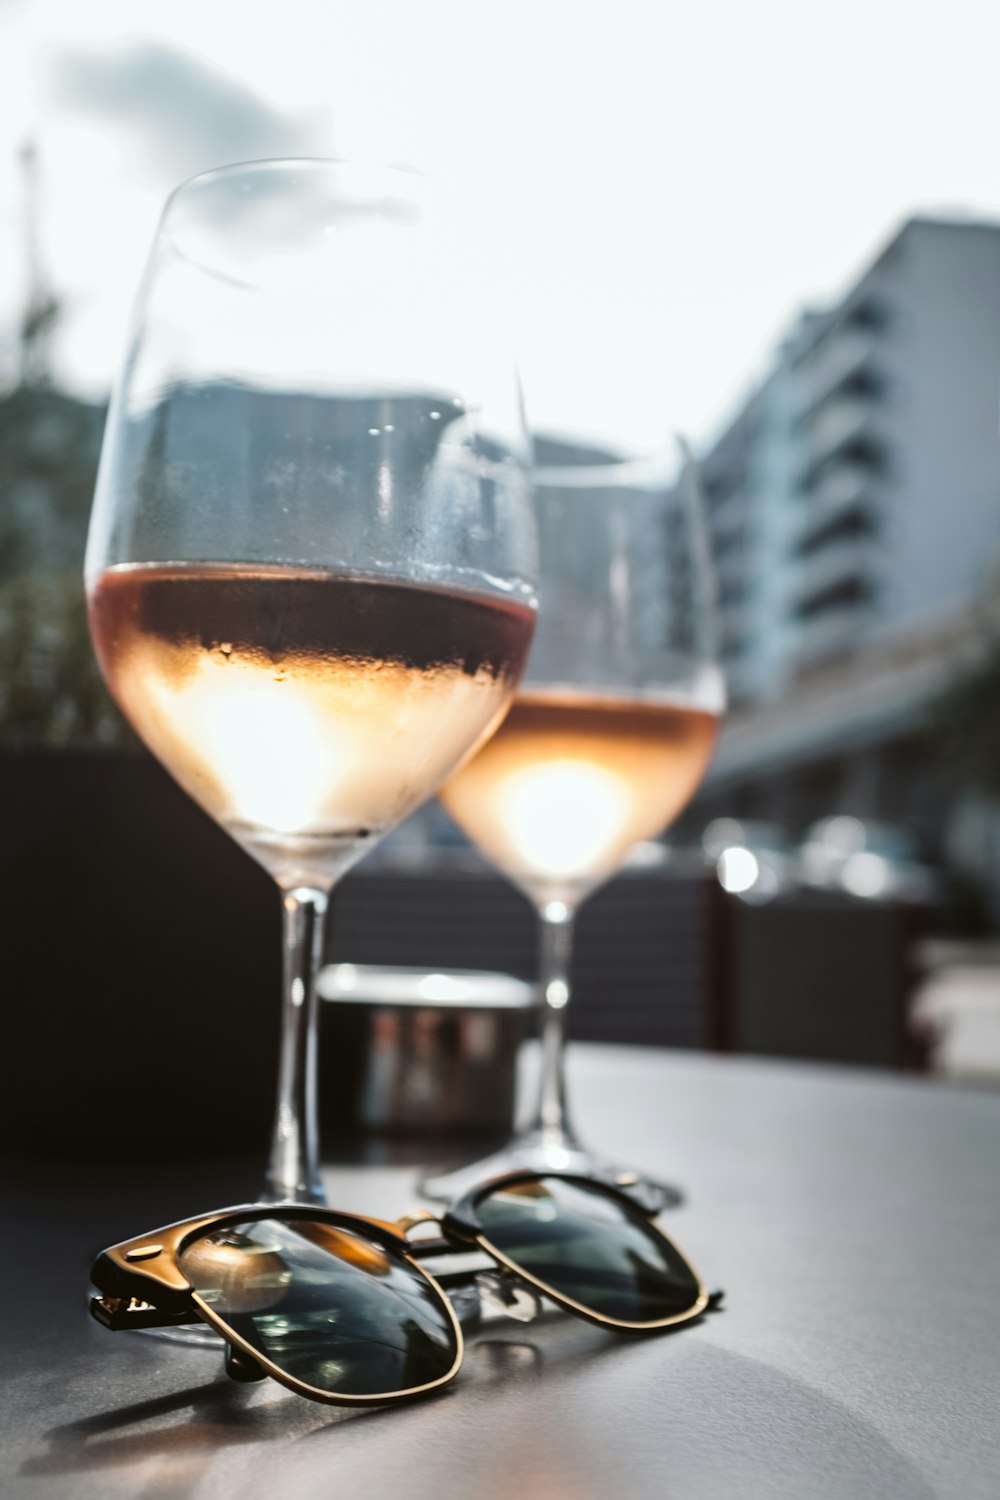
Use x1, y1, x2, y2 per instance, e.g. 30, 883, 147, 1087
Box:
85, 159, 537, 1210
423, 441, 724, 1206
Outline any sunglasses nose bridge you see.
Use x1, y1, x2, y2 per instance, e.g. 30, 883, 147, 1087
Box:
396, 1210, 440, 1238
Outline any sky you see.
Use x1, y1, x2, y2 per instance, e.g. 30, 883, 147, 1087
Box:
2, 0, 1000, 450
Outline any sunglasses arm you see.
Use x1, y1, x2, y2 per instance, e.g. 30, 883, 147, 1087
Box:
412, 1229, 726, 1322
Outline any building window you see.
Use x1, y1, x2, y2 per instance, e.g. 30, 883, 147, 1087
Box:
845, 295, 890, 333
794, 576, 872, 620
795, 504, 876, 557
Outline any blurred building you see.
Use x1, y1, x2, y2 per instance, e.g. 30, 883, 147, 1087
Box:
699, 217, 1000, 868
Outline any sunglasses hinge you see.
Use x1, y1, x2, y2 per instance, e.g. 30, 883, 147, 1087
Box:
89, 1294, 200, 1331
439, 1209, 479, 1244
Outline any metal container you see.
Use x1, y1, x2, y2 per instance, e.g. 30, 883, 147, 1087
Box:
318, 964, 535, 1135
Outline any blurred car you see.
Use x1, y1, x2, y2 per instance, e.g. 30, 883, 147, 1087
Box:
796, 816, 940, 904
702, 818, 795, 903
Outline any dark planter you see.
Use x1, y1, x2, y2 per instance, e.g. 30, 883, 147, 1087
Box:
2, 749, 282, 1157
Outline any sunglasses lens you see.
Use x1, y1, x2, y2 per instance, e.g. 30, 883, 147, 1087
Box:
178, 1216, 457, 1398
473, 1176, 701, 1324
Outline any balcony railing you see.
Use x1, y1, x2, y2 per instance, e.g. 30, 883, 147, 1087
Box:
715, 546, 748, 583
808, 463, 870, 514
807, 397, 873, 460
795, 403, 886, 493
792, 537, 878, 617
792, 601, 872, 664
711, 497, 749, 544
795, 466, 875, 554
797, 329, 877, 417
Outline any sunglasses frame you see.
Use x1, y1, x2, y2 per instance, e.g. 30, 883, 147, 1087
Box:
90, 1203, 465, 1407
434, 1169, 710, 1333
90, 1172, 712, 1407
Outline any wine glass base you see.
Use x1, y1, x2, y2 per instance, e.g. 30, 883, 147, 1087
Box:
134, 1324, 225, 1349
418, 1133, 683, 1213
258, 1185, 328, 1207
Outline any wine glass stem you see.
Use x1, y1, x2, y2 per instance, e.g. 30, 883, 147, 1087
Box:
527, 899, 580, 1145
266, 885, 330, 1204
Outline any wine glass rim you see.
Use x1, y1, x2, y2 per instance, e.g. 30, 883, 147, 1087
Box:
155, 158, 430, 291
162, 156, 427, 216
533, 439, 691, 489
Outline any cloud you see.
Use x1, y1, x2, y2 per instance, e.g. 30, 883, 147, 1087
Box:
48, 38, 329, 183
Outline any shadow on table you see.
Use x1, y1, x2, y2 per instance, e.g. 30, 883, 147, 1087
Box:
21, 1376, 396, 1480
21, 1318, 631, 1484
22, 1319, 939, 1500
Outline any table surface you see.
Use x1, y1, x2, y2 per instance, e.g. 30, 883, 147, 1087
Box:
4, 1046, 1000, 1500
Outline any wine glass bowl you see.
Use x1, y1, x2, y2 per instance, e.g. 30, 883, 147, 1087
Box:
87, 564, 534, 893
85, 160, 536, 1210
425, 441, 723, 1203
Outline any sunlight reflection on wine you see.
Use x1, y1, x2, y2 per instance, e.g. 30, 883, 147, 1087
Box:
498, 759, 630, 880
143, 660, 350, 835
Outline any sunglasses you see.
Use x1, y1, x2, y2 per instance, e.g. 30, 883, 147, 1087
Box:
90, 1171, 716, 1407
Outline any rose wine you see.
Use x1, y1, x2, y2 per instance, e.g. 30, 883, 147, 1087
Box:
89, 563, 534, 886
439, 689, 718, 902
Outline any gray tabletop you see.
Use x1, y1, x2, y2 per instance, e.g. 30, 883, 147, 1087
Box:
5, 1046, 1000, 1500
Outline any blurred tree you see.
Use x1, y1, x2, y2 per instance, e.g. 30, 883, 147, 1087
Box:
0, 142, 130, 746
0, 384, 131, 747
0, 571, 128, 747
0, 385, 105, 579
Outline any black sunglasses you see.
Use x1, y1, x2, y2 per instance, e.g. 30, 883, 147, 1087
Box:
90, 1171, 717, 1407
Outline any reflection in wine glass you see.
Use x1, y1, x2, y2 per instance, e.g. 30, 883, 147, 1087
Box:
425, 443, 723, 1205
85, 160, 537, 1213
